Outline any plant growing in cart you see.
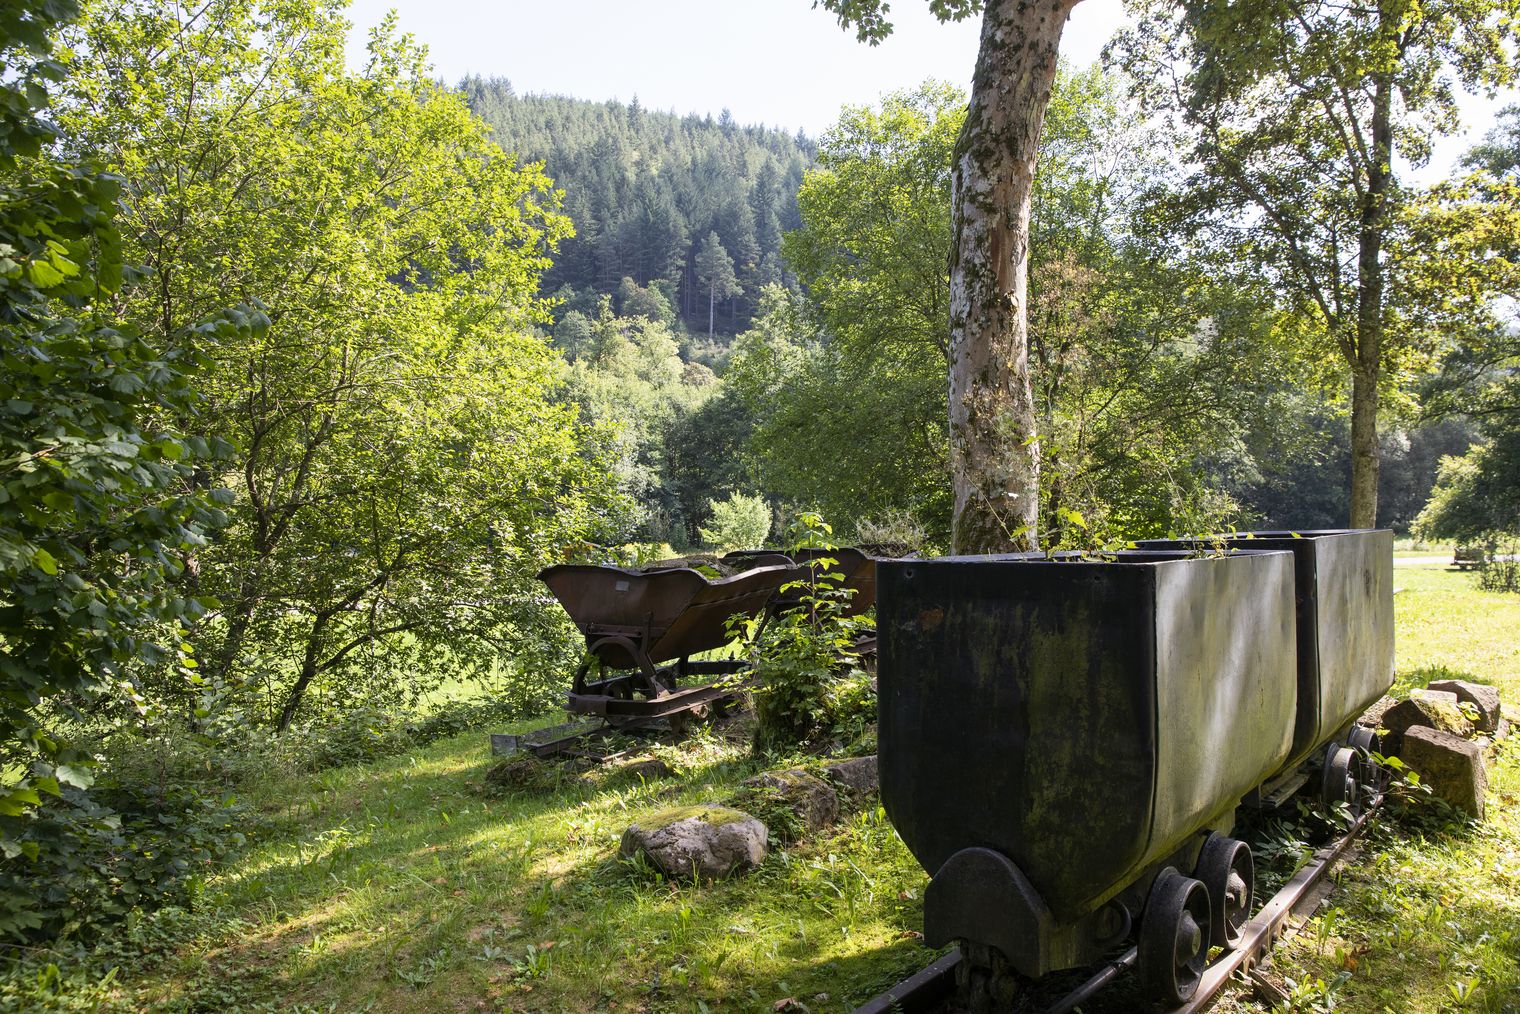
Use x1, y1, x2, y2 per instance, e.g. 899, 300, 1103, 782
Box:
748, 514, 873, 751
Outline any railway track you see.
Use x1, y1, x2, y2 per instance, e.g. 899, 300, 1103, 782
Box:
853, 799, 1380, 1014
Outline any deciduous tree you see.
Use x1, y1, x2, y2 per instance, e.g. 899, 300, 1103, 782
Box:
819, 0, 1085, 551
58, 0, 619, 729
1112, 0, 1520, 526
0, 0, 261, 859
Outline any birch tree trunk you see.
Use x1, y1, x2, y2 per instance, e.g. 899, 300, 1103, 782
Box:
1348, 68, 1393, 530
948, 0, 1081, 553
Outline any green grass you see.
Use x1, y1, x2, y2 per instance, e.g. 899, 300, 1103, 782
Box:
29, 727, 926, 1013
1213, 564, 1520, 1014
1394, 536, 1457, 556
13, 567, 1520, 1013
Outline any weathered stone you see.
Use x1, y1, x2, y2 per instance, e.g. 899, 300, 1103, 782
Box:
823, 755, 880, 795
742, 769, 840, 836
619, 804, 767, 880
1356, 694, 1398, 730
620, 757, 673, 781
1379, 692, 1474, 753
1399, 726, 1487, 820
1426, 679, 1502, 734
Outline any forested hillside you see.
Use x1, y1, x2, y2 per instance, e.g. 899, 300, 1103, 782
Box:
462, 79, 810, 338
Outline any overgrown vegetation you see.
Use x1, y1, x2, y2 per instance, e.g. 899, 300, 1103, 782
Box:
749, 516, 875, 752
0, 564, 1509, 1012
4, 0, 1520, 1002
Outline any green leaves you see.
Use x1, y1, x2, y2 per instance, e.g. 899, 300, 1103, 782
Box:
0, 0, 255, 882
48, 0, 612, 735
54, 764, 93, 790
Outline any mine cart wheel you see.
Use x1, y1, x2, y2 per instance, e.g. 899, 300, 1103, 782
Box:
1139, 867, 1211, 1005
1346, 724, 1377, 756
1322, 744, 1360, 814
953, 941, 1020, 1013
1194, 834, 1254, 949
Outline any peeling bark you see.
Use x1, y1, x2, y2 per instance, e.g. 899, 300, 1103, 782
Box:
1349, 68, 1392, 530
949, 0, 1081, 553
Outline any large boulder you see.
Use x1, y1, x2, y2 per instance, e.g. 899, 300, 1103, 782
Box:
823, 755, 880, 796
619, 804, 767, 880
1379, 690, 1474, 753
1399, 726, 1487, 820
742, 769, 840, 840
1426, 679, 1502, 734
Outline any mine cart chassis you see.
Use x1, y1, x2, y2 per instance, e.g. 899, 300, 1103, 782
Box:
855, 730, 1388, 1014
565, 615, 769, 724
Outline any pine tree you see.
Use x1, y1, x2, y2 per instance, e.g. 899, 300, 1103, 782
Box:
695, 231, 741, 338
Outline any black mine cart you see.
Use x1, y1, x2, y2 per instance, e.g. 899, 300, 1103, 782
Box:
873, 531, 1394, 1005
1137, 530, 1396, 773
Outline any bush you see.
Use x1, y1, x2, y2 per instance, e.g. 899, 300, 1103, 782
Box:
751, 515, 873, 752
699, 492, 772, 552
855, 508, 930, 554
0, 767, 246, 945
1476, 536, 1520, 593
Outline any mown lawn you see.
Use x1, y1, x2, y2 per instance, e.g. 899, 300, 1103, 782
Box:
12, 564, 1520, 1013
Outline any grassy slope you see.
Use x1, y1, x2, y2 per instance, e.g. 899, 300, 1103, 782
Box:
42, 565, 1520, 1012
117, 731, 929, 1013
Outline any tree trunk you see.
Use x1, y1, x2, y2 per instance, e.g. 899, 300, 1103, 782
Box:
708, 282, 715, 338
1349, 68, 1393, 529
948, 0, 1080, 553
276, 616, 326, 732
1349, 365, 1380, 528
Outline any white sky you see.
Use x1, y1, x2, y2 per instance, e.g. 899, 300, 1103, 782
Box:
343, 0, 1514, 178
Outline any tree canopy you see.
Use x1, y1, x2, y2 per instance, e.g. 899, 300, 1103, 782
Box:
56, 0, 623, 728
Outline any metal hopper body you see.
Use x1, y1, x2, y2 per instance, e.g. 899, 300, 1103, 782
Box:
723, 546, 886, 617
538, 561, 796, 721
1137, 530, 1395, 770
877, 550, 1298, 977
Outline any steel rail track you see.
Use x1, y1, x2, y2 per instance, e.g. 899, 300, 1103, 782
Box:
851, 799, 1380, 1014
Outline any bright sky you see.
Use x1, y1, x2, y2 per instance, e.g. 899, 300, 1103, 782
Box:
343, 0, 1514, 176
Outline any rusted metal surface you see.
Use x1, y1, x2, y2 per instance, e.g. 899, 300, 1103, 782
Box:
850, 949, 964, 1014
538, 559, 794, 724
724, 545, 898, 617
539, 561, 795, 670
1138, 530, 1395, 770
490, 719, 603, 757
1173, 799, 1380, 1014
566, 673, 755, 722
877, 550, 1298, 976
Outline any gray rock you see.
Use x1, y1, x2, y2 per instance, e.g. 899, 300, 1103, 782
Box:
1426, 679, 1502, 734
1379, 692, 1474, 753
823, 755, 879, 795
1357, 695, 1398, 729
1399, 725, 1487, 820
619, 804, 767, 880
743, 769, 840, 836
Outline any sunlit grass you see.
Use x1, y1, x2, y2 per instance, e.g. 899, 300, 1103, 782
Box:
103, 721, 927, 1013
1214, 565, 1520, 1014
